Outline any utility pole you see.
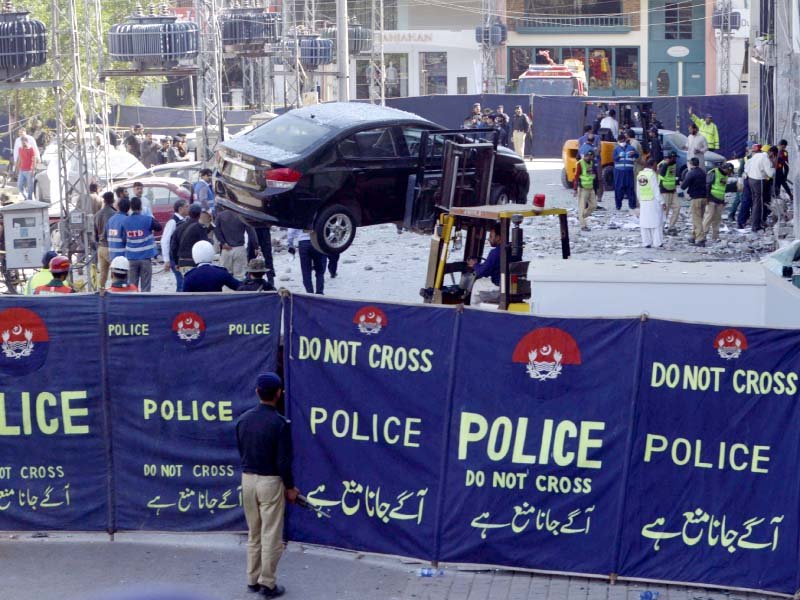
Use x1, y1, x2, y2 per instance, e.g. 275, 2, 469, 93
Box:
480, 0, 498, 93
718, 0, 732, 93
196, 0, 225, 163
336, 0, 350, 101
369, 0, 385, 104
51, 0, 91, 261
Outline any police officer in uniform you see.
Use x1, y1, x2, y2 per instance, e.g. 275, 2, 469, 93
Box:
235, 372, 299, 598
612, 133, 639, 210
703, 163, 734, 242
658, 151, 680, 235
572, 149, 601, 232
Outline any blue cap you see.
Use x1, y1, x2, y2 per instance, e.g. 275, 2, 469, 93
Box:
256, 372, 282, 390
42, 250, 58, 267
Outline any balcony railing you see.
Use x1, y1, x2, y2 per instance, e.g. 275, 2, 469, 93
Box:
515, 13, 633, 33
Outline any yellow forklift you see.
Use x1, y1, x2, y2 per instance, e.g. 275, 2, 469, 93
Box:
420, 204, 570, 312
561, 100, 655, 190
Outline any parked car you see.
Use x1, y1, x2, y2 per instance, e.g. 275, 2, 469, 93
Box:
214, 102, 530, 254
35, 145, 146, 203
140, 160, 202, 182
630, 127, 726, 178
114, 176, 193, 236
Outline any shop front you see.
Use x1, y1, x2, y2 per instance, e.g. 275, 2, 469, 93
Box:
350, 30, 481, 99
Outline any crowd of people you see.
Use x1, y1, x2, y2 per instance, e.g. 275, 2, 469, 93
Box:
462, 102, 532, 158
122, 123, 193, 168
571, 106, 791, 248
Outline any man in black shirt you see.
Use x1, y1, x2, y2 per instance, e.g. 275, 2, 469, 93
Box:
235, 372, 298, 598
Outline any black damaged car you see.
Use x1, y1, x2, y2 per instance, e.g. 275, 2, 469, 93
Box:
214, 102, 530, 254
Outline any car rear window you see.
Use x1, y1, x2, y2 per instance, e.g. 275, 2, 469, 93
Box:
246, 113, 335, 154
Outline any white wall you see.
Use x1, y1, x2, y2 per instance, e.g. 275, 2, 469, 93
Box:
525, 260, 800, 328
349, 30, 482, 98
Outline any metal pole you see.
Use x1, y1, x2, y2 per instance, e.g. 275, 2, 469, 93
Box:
336, 0, 350, 101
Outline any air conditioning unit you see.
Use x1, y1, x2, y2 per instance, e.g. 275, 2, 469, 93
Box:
712, 10, 741, 30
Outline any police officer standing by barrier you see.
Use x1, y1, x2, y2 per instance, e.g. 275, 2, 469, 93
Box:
235, 372, 298, 598
658, 151, 680, 235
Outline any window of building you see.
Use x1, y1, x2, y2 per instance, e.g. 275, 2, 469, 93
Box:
665, 0, 693, 39
355, 54, 408, 100
509, 47, 533, 78
614, 48, 639, 89
457, 76, 468, 94
588, 48, 612, 88
509, 46, 638, 94
420, 52, 447, 95
523, 0, 620, 15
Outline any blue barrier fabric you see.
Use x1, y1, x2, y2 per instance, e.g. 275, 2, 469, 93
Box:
0, 296, 108, 530
437, 311, 641, 575
285, 296, 457, 560
105, 294, 281, 531
618, 320, 800, 594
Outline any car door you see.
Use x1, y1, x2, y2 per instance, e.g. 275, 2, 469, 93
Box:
142, 184, 173, 235
336, 126, 408, 225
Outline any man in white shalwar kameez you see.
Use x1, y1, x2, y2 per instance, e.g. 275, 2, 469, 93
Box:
636, 159, 665, 248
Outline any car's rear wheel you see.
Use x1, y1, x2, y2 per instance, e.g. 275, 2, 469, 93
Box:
311, 204, 357, 255
490, 184, 511, 205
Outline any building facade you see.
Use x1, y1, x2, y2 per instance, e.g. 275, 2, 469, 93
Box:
505, 0, 712, 96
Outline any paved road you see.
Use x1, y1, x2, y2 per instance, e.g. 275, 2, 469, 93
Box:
0, 533, 775, 600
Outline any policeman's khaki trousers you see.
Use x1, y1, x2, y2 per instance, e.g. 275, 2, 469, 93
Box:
702, 201, 724, 240
690, 197, 708, 242
221, 245, 248, 279
661, 192, 679, 228
577, 188, 596, 227
512, 131, 527, 158
243, 473, 285, 588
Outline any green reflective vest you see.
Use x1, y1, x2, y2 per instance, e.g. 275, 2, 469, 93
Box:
637, 169, 655, 201
711, 168, 727, 200
578, 159, 595, 189
657, 161, 677, 191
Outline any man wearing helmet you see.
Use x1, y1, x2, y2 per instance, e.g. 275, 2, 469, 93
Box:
183, 241, 241, 292
33, 255, 74, 295
107, 256, 138, 293
25, 250, 59, 295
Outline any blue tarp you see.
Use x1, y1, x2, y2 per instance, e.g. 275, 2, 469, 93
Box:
0, 292, 797, 595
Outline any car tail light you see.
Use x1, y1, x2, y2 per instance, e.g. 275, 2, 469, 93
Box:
264, 167, 302, 190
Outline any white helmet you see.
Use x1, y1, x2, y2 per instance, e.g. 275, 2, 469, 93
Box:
110, 256, 130, 273
192, 240, 215, 265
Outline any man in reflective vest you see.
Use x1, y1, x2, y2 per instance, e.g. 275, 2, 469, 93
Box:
121, 196, 162, 292
689, 107, 719, 151
106, 256, 139, 293
703, 163, 734, 242
658, 151, 680, 235
635, 159, 664, 248
573, 149, 601, 232
33, 255, 74, 295
25, 250, 58, 295
612, 132, 639, 210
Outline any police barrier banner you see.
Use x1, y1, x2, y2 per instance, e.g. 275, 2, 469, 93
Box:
437, 311, 641, 575
618, 320, 800, 594
106, 294, 281, 531
285, 296, 457, 560
0, 296, 108, 530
